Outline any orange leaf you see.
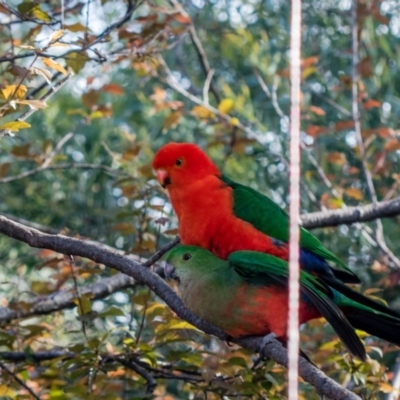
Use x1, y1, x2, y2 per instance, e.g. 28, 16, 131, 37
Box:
335, 120, 354, 131
327, 152, 347, 166
309, 106, 326, 116
302, 56, 319, 68
344, 187, 363, 200
173, 13, 191, 24
384, 139, 400, 152
306, 125, 329, 137
102, 83, 124, 95
363, 99, 381, 110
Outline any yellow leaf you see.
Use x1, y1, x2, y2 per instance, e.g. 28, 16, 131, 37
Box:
0, 121, 31, 132
218, 98, 235, 114
31, 5, 51, 22
2, 84, 27, 100
66, 51, 87, 73
163, 111, 181, 130
49, 29, 65, 44
65, 22, 86, 32
344, 187, 363, 200
42, 57, 68, 75
0, 384, 14, 396
192, 105, 215, 119
230, 117, 240, 126
302, 66, 317, 79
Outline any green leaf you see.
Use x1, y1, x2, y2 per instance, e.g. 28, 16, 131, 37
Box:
65, 51, 87, 73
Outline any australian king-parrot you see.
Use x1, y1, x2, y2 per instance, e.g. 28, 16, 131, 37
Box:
165, 245, 400, 360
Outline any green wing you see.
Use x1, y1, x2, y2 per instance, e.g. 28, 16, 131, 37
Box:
221, 175, 357, 280
228, 251, 366, 360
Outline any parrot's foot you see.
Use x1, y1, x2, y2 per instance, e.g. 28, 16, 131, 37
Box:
253, 333, 277, 363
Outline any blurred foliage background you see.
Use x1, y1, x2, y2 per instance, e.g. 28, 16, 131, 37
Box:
0, 0, 400, 398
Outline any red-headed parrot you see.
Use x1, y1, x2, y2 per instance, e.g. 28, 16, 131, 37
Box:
165, 245, 400, 361
153, 142, 367, 306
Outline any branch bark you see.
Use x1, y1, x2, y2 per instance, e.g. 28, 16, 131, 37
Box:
0, 214, 360, 400
301, 197, 400, 229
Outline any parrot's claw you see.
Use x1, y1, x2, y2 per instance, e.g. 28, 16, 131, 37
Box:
225, 335, 234, 346
258, 333, 277, 360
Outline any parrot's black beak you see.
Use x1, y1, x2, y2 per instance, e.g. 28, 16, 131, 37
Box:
164, 262, 180, 283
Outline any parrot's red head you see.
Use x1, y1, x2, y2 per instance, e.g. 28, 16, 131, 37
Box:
152, 142, 220, 189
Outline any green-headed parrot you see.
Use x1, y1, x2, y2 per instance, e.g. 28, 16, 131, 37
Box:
164, 245, 400, 361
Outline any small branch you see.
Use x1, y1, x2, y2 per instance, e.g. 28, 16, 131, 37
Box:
119, 358, 156, 396
143, 236, 180, 267
41, 132, 73, 169
0, 214, 361, 399
0, 360, 41, 400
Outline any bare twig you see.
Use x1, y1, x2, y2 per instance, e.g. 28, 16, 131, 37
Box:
143, 236, 180, 267
0, 360, 41, 400
119, 357, 157, 395
0, 214, 361, 400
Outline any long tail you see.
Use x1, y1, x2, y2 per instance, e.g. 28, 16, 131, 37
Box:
345, 308, 400, 346
332, 283, 400, 346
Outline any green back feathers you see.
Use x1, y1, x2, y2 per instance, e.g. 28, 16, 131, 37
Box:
221, 175, 358, 281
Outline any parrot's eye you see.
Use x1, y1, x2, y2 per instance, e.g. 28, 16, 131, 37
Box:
175, 158, 183, 166
183, 253, 192, 261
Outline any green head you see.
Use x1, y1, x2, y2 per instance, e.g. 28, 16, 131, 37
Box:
164, 245, 226, 285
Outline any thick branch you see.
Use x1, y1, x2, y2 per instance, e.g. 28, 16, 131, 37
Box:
301, 197, 400, 229
0, 214, 360, 399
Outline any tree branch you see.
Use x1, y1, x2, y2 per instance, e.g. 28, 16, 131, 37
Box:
301, 197, 400, 229
0, 214, 361, 400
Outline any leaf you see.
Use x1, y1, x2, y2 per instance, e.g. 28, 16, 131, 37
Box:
65, 51, 87, 73
31, 5, 51, 22
191, 105, 215, 119
173, 13, 191, 24
309, 105, 326, 116
327, 152, 347, 165
72, 294, 92, 316
2, 84, 27, 100
306, 125, 329, 137
0, 121, 31, 132
302, 55, 319, 68
163, 111, 181, 129
302, 66, 317, 79
42, 57, 68, 75
218, 98, 235, 114
102, 83, 124, 95
344, 187, 363, 200
164, 228, 179, 235
335, 120, 354, 131
363, 99, 381, 110
49, 29, 65, 44
384, 139, 400, 152
65, 22, 86, 32
0, 163, 10, 178
29, 66, 53, 84
98, 306, 125, 318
